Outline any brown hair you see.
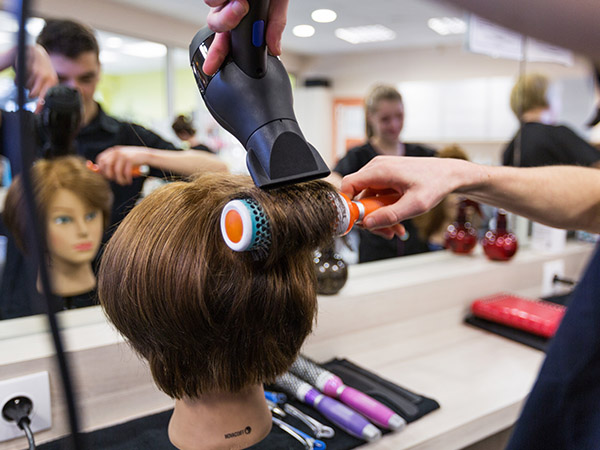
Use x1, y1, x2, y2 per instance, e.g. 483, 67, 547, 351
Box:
171, 114, 196, 137
365, 85, 403, 138
3, 156, 112, 252
37, 19, 100, 60
98, 173, 337, 399
412, 145, 470, 241
510, 73, 549, 119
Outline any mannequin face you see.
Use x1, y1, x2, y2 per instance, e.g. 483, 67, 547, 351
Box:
368, 99, 404, 144
46, 189, 103, 266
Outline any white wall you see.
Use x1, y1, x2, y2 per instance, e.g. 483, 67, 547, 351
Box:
291, 44, 597, 165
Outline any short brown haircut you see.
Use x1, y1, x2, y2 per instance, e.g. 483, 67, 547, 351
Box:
510, 73, 549, 119
98, 173, 337, 399
3, 156, 112, 252
37, 19, 100, 60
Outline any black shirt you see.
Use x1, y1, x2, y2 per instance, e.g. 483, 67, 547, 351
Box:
76, 104, 179, 229
334, 142, 437, 263
0, 105, 178, 319
503, 122, 600, 167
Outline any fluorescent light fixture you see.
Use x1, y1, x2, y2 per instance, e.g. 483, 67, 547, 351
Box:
427, 17, 466, 36
105, 37, 123, 49
121, 41, 167, 58
334, 25, 396, 44
0, 31, 13, 45
25, 17, 45, 36
293, 24, 315, 38
99, 50, 118, 64
311, 9, 337, 23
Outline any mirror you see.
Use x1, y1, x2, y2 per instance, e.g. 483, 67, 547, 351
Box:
0, 0, 595, 335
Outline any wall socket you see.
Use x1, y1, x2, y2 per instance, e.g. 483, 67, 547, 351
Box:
0, 372, 51, 443
542, 259, 565, 297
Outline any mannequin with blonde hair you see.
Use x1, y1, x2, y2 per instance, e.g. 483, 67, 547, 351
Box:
98, 173, 337, 450
2, 156, 112, 312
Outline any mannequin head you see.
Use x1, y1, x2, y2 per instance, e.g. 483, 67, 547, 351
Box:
98, 173, 337, 449
3, 156, 112, 295
365, 85, 404, 143
510, 73, 550, 120
3, 156, 111, 254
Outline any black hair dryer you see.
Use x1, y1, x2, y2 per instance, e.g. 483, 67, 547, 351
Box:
189, 0, 330, 189
36, 85, 82, 159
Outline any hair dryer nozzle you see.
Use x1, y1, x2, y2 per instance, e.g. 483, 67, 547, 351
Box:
190, 27, 330, 189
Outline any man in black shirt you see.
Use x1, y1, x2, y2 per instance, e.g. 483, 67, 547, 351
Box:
0, 19, 226, 319
36, 19, 227, 228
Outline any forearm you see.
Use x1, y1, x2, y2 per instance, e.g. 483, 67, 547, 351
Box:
0, 47, 16, 71
457, 163, 600, 233
146, 149, 228, 176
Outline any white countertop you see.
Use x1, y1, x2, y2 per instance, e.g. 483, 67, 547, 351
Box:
0, 241, 595, 449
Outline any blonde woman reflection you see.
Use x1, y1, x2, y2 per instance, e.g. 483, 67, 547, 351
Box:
3, 156, 112, 311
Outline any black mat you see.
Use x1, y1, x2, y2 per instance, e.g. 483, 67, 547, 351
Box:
464, 293, 573, 352
39, 359, 439, 450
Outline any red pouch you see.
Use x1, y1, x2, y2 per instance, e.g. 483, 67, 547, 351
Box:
470, 293, 566, 338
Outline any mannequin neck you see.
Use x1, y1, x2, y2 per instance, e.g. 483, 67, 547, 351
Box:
168, 384, 272, 450
39, 260, 96, 297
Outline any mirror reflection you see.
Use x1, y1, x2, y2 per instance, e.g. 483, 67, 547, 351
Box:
0, 0, 597, 329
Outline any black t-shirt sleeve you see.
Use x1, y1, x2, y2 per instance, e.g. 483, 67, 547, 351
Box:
555, 125, 600, 166
333, 145, 375, 176
503, 139, 516, 166
128, 124, 178, 151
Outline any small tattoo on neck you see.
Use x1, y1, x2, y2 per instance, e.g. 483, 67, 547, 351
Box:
224, 426, 252, 439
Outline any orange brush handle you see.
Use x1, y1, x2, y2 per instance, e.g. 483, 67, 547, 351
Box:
338, 192, 401, 235
357, 194, 401, 218
86, 160, 149, 177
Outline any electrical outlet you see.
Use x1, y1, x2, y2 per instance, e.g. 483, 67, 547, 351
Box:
542, 259, 565, 297
0, 372, 51, 443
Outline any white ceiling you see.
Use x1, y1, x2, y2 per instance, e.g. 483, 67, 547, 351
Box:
110, 0, 467, 56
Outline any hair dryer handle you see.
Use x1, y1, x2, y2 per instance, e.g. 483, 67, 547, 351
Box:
231, 0, 270, 78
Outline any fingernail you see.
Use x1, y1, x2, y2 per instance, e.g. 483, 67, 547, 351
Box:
232, 0, 249, 16
364, 217, 374, 228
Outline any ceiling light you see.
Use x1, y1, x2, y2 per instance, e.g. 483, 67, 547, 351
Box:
25, 17, 45, 36
105, 37, 123, 49
427, 17, 466, 36
99, 50, 118, 64
311, 9, 337, 23
293, 25, 315, 38
334, 25, 396, 45
121, 41, 167, 58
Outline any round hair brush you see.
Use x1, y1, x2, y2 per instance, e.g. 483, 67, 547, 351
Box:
86, 160, 150, 178
220, 192, 399, 256
290, 355, 406, 431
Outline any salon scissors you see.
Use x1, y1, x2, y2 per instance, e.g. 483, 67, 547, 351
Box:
272, 416, 326, 450
283, 403, 335, 439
